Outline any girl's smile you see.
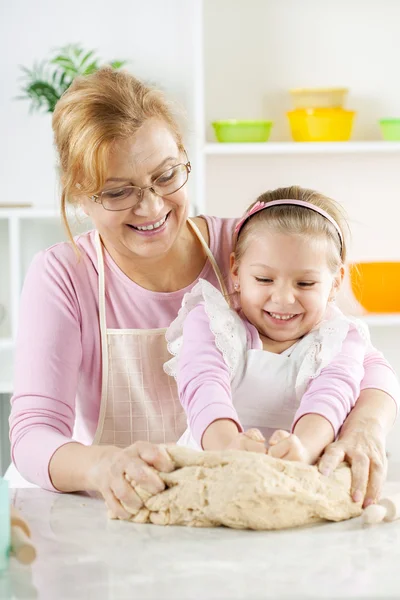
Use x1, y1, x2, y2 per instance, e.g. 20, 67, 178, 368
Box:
232, 230, 342, 345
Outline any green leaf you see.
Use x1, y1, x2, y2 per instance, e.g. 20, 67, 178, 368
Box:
51, 56, 76, 70
109, 60, 126, 70
18, 65, 34, 77
82, 60, 99, 75
24, 80, 60, 112
17, 44, 128, 112
78, 49, 95, 68
72, 45, 84, 58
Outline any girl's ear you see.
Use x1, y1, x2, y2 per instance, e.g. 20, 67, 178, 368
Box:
230, 252, 240, 289
337, 265, 345, 287
330, 265, 345, 301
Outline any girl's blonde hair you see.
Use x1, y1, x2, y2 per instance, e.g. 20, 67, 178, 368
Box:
234, 185, 349, 273
52, 67, 185, 243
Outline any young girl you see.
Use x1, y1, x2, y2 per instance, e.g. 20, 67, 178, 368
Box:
164, 186, 371, 465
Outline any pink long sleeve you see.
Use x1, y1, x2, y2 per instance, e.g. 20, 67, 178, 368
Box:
9, 218, 237, 490
10, 250, 83, 491
293, 326, 368, 436
361, 347, 399, 411
177, 303, 243, 446
9, 218, 399, 490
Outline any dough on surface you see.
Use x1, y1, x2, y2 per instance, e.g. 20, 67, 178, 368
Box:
127, 446, 362, 530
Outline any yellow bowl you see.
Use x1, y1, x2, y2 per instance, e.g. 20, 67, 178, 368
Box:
289, 87, 348, 109
287, 108, 355, 142
349, 262, 400, 313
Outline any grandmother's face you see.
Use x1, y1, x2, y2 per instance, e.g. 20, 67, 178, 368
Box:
82, 119, 190, 262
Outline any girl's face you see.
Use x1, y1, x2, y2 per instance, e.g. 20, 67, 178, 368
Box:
231, 229, 343, 344
80, 119, 189, 262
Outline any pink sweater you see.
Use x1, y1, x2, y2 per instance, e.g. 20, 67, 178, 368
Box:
9, 216, 399, 490
177, 303, 372, 446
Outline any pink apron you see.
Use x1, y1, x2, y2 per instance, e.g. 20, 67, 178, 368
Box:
92, 219, 228, 447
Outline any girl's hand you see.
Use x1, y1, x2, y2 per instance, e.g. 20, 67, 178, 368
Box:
87, 442, 175, 520
318, 418, 387, 507
268, 430, 311, 463
226, 428, 267, 453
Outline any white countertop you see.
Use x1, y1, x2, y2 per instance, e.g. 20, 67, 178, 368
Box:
2, 477, 400, 599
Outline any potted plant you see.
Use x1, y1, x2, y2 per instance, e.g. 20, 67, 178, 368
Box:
18, 44, 126, 113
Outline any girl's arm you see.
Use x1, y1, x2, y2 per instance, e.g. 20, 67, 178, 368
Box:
292, 326, 366, 440
177, 304, 242, 448
270, 326, 365, 464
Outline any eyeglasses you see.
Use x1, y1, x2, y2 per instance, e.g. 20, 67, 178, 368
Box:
90, 161, 191, 212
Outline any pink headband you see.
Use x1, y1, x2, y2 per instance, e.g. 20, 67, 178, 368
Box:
234, 199, 343, 251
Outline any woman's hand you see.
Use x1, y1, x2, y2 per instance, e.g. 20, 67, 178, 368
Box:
87, 442, 175, 520
268, 430, 311, 463
318, 418, 387, 507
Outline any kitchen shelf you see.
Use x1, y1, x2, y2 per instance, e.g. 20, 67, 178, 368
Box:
0, 343, 13, 394
0, 338, 13, 350
359, 314, 400, 327
0, 208, 62, 219
205, 142, 400, 156
0, 382, 12, 394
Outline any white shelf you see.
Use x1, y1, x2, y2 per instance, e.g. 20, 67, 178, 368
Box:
0, 208, 59, 219
0, 382, 12, 394
0, 343, 13, 394
359, 314, 400, 326
0, 338, 13, 350
205, 141, 400, 156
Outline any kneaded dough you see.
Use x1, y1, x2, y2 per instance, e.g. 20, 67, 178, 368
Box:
126, 446, 362, 530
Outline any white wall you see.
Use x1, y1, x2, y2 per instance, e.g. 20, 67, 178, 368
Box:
203, 0, 400, 257
204, 0, 400, 142
203, 0, 400, 457
0, 0, 200, 210
1, 0, 400, 460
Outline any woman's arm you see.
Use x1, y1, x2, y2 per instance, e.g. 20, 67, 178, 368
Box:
9, 250, 82, 491
177, 303, 243, 448
9, 249, 173, 518
49, 440, 174, 519
319, 389, 396, 507
318, 343, 399, 507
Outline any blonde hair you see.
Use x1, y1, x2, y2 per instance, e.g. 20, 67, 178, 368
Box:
52, 67, 185, 243
234, 185, 349, 273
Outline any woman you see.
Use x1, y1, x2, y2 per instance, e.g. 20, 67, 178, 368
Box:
9, 68, 398, 518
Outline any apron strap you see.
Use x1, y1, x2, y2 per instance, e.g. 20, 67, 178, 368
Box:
187, 218, 229, 298
94, 217, 228, 426
94, 230, 109, 442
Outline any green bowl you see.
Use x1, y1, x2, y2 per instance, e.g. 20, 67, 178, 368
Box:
379, 118, 400, 141
212, 120, 273, 143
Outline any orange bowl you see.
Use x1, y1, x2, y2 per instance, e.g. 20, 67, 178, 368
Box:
349, 262, 400, 313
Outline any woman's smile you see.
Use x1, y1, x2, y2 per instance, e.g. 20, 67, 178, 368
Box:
126, 211, 171, 235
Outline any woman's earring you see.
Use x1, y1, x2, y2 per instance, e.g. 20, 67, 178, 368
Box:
234, 283, 240, 291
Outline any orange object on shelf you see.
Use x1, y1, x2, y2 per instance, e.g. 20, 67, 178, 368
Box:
349, 262, 400, 313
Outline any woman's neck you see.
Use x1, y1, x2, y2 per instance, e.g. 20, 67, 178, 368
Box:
103, 220, 208, 293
